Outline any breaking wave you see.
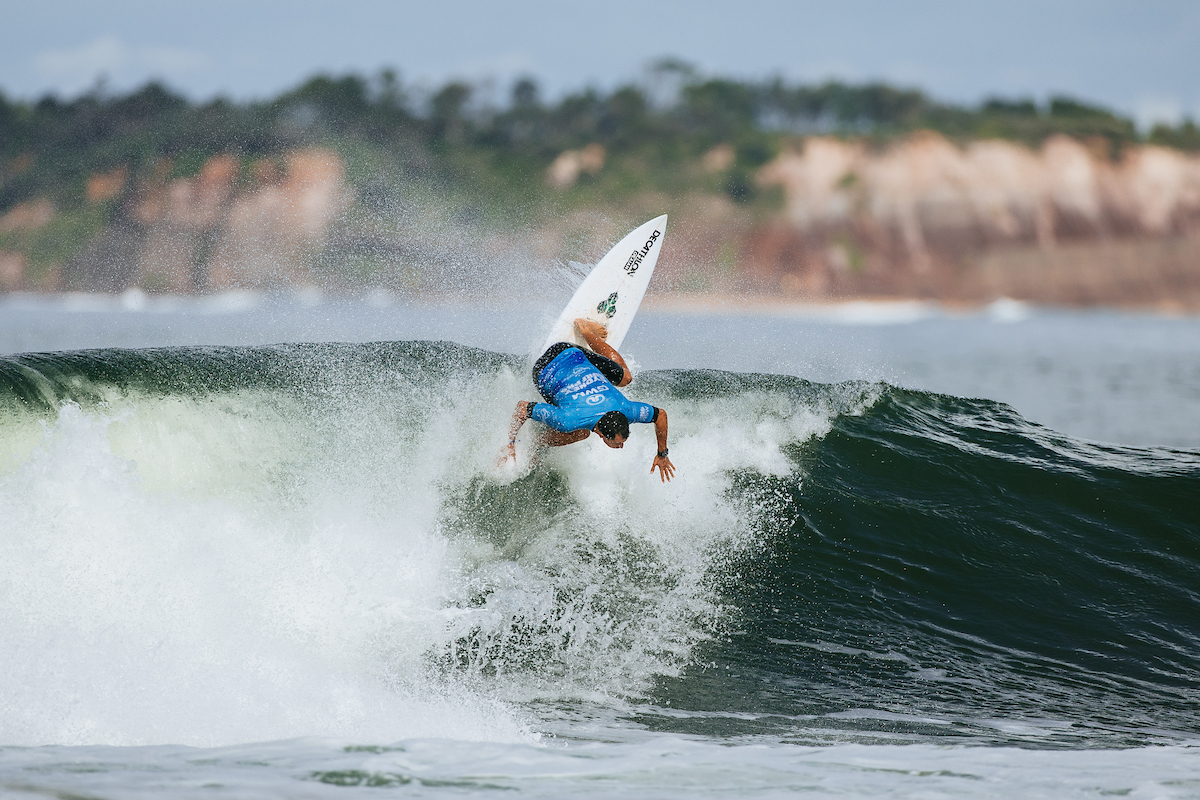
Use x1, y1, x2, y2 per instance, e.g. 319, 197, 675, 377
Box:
1, 342, 1197, 749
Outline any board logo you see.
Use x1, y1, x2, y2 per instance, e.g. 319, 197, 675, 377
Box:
596, 291, 618, 318
623, 229, 661, 274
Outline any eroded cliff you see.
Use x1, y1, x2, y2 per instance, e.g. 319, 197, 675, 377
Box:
747, 133, 1200, 305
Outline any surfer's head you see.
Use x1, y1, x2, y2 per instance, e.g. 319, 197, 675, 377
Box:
595, 411, 630, 448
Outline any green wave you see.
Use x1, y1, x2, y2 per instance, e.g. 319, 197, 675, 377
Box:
3, 341, 1198, 747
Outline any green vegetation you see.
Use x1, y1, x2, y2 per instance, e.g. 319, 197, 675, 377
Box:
1, 65, 1195, 228
0, 204, 110, 286
1149, 119, 1200, 151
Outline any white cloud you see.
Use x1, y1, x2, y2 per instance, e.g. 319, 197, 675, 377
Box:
31, 36, 208, 95
34, 36, 129, 83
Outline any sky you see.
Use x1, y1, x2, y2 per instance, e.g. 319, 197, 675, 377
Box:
3, 0, 1199, 129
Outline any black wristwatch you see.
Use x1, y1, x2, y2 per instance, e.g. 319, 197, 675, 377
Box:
657, 448, 669, 458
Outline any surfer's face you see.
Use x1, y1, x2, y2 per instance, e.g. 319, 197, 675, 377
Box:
600, 433, 627, 449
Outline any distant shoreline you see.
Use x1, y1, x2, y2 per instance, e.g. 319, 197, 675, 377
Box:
3, 288, 1198, 320
642, 293, 1200, 317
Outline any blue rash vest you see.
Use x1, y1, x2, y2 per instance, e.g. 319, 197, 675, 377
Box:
531, 347, 657, 433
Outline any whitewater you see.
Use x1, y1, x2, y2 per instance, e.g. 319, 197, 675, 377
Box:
2, 296, 1200, 798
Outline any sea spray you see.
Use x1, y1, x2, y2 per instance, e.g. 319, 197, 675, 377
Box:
0, 343, 840, 746
0, 401, 529, 746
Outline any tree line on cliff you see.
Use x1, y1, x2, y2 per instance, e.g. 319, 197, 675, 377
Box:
3, 65, 1199, 220
3, 66, 1200, 299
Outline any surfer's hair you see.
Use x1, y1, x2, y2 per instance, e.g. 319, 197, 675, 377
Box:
596, 411, 630, 441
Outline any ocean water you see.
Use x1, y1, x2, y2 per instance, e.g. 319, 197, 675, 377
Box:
1, 293, 1199, 798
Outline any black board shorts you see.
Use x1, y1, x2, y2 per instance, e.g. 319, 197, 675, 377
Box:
533, 342, 624, 402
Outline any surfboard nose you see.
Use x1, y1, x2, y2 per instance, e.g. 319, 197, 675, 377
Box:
541, 215, 669, 353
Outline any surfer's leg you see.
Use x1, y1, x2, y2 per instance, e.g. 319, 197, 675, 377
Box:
582, 350, 624, 386
574, 320, 631, 387
533, 342, 575, 375
532, 342, 576, 401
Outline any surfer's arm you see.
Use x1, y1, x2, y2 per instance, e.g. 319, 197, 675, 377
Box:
651, 408, 675, 482
504, 401, 535, 458
575, 318, 632, 387
543, 428, 592, 447
507, 401, 591, 455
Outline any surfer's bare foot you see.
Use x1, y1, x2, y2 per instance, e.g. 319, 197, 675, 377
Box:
574, 318, 608, 341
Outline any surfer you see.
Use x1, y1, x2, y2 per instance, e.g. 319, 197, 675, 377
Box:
503, 318, 675, 481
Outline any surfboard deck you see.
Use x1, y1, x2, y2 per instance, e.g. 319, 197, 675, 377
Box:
540, 215, 668, 354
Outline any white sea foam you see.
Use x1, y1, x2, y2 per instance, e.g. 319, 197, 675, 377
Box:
0, 402, 527, 746
985, 297, 1033, 323
0, 361, 835, 748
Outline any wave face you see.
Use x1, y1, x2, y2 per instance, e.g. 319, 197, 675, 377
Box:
1, 342, 1198, 749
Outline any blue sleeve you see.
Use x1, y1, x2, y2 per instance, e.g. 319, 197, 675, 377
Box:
531, 402, 570, 432
625, 401, 658, 424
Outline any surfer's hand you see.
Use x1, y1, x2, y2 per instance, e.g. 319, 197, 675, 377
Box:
497, 443, 516, 467
574, 318, 608, 342
651, 454, 675, 482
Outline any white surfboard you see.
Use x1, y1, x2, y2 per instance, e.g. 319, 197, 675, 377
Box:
541, 215, 668, 353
